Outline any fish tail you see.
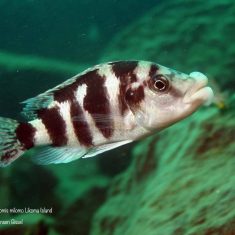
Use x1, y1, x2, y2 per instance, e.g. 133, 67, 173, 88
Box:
0, 117, 35, 167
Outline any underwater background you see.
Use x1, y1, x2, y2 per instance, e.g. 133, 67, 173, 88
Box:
0, 0, 235, 234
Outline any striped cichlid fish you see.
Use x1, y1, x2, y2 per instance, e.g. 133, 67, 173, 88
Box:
0, 61, 214, 166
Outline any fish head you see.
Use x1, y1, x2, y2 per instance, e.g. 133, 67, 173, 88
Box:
126, 64, 214, 131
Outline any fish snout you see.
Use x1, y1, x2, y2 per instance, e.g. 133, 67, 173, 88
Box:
183, 72, 214, 106
189, 72, 208, 87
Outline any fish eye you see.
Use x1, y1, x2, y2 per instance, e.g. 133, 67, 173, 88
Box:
151, 75, 169, 92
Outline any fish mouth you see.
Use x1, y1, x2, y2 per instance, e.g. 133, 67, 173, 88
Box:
183, 72, 214, 106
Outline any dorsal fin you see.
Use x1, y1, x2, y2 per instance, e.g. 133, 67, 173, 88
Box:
21, 65, 98, 120
21, 94, 53, 119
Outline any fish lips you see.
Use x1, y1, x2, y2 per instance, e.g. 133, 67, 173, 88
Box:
183, 72, 214, 106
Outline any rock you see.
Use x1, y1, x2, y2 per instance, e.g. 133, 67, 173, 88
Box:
0, 220, 50, 235
8, 159, 60, 214
55, 187, 107, 235
97, 144, 134, 177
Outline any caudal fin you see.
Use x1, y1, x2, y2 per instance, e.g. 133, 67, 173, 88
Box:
0, 117, 25, 167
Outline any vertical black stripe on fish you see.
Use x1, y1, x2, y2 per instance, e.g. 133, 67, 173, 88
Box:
37, 107, 67, 146
53, 78, 93, 146
54, 83, 78, 103
83, 70, 114, 139
53, 68, 108, 141
15, 123, 36, 149
70, 99, 93, 147
111, 61, 138, 115
53, 69, 98, 103
125, 85, 145, 108
149, 64, 159, 78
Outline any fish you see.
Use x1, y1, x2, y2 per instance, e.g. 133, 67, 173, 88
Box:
0, 61, 214, 167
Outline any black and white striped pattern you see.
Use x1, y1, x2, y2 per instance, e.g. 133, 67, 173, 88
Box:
25, 61, 153, 149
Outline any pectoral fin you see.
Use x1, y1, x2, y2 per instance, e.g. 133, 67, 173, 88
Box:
83, 140, 133, 158
32, 146, 88, 165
